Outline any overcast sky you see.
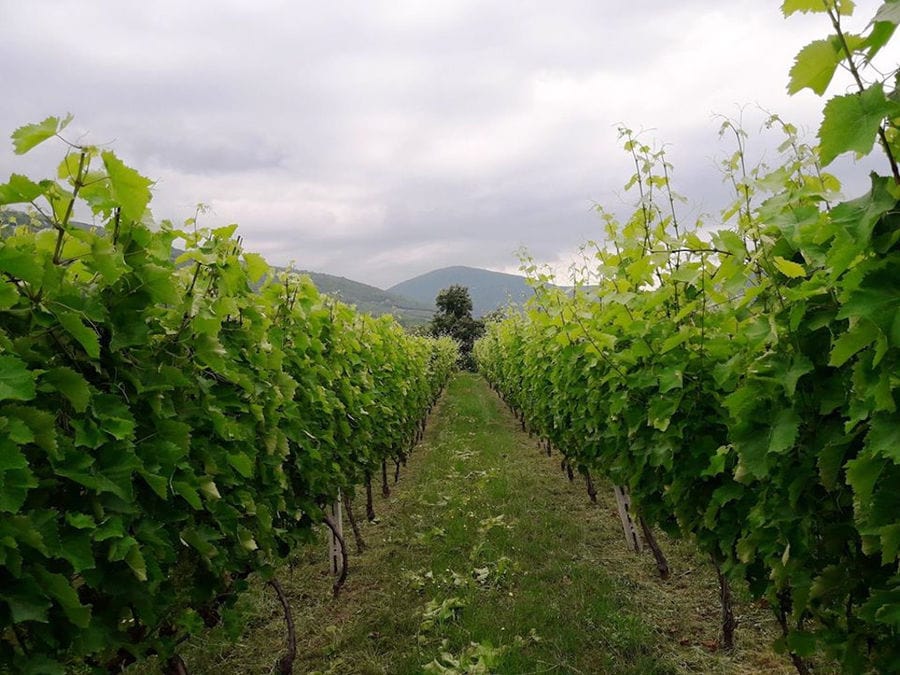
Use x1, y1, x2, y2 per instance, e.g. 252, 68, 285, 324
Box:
1, 1, 894, 288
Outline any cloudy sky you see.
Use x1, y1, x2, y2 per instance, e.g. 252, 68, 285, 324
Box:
1, 1, 894, 288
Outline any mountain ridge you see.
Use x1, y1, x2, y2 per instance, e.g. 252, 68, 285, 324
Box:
388, 265, 536, 318
299, 270, 434, 327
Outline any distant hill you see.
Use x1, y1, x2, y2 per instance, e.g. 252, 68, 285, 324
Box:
300, 271, 433, 327
388, 266, 538, 317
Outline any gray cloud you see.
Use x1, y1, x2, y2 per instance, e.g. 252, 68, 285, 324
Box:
1, 0, 894, 288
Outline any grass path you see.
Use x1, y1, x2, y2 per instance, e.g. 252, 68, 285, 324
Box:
177, 373, 791, 674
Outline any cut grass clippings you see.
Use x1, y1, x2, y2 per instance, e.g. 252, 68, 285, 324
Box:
147, 373, 800, 674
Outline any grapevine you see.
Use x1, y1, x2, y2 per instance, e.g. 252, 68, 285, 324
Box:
476, 2, 899, 671
0, 123, 457, 671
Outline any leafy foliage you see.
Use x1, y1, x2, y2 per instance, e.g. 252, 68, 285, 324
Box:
0, 127, 457, 671
429, 285, 485, 371
476, 4, 899, 671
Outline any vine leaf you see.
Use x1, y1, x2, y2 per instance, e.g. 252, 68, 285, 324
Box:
3, 579, 53, 623
40, 367, 91, 412
769, 409, 801, 454
243, 252, 269, 284
773, 256, 807, 278
864, 2, 900, 60
56, 312, 101, 359
0, 174, 45, 205
0, 246, 44, 285
829, 320, 879, 367
866, 416, 900, 462
101, 151, 153, 223
33, 567, 92, 628
0, 284, 17, 310
227, 452, 254, 478
782, 0, 854, 16
0, 442, 29, 473
11, 115, 72, 155
125, 544, 148, 582
845, 454, 883, 516
818, 83, 900, 166
0, 355, 36, 401
0, 468, 37, 512
788, 39, 841, 95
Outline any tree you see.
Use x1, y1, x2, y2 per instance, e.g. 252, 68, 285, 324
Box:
429, 285, 484, 370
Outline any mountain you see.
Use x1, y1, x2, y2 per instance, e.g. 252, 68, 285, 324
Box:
300, 271, 433, 327
388, 266, 536, 318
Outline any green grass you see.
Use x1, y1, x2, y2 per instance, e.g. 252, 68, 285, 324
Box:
159, 373, 793, 674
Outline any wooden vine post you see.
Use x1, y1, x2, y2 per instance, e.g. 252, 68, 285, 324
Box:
612, 485, 643, 553
328, 493, 344, 577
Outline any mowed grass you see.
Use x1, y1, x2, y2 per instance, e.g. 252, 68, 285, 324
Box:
166, 373, 793, 674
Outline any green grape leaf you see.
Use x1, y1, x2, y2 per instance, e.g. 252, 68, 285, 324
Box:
818, 83, 900, 166
59, 531, 96, 573
865, 415, 900, 462
87, 237, 126, 284
0, 246, 44, 285
3, 418, 34, 445
65, 512, 96, 529
773, 256, 807, 278
101, 150, 153, 223
243, 252, 269, 283
11, 115, 72, 155
657, 367, 683, 393
877, 524, 900, 564
180, 527, 219, 558
818, 438, 849, 490
734, 434, 769, 479
769, 409, 801, 454
829, 320, 879, 366
0, 174, 46, 205
3, 406, 57, 457
108, 536, 140, 564
33, 566, 91, 627
0, 439, 29, 471
227, 452, 254, 478
0, 355, 36, 401
213, 223, 239, 239
788, 39, 841, 95
716, 230, 748, 258
0, 282, 18, 310
125, 543, 148, 582
648, 394, 681, 432
782, 0, 854, 15
2, 579, 52, 623
135, 262, 180, 305
93, 516, 124, 541
173, 480, 202, 509
91, 394, 135, 441
845, 454, 884, 513
139, 469, 169, 499
198, 479, 220, 500
783, 354, 814, 397
40, 366, 91, 412
865, 19, 898, 61
836, 272, 899, 328
56, 311, 101, 358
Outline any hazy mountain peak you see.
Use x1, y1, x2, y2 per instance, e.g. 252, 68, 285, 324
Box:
388, 266, 535, 318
